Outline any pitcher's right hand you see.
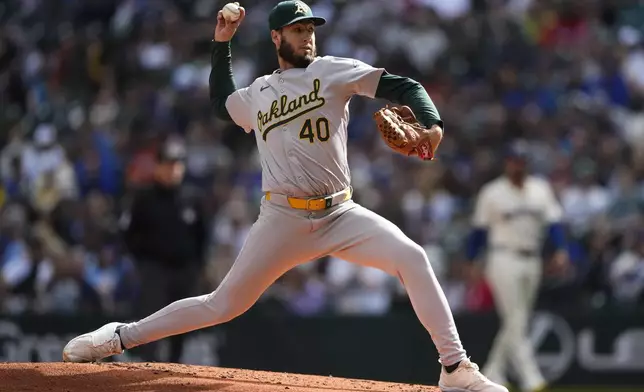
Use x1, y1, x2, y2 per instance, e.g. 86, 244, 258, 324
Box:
214, 3, 246, 42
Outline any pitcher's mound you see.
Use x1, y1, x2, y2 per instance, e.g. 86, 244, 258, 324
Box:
0, 362, 440, 391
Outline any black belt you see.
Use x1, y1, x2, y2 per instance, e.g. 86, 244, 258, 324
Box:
493, 246, 539, 258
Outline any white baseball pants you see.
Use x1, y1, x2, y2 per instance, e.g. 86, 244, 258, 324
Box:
482, 250, 546, 391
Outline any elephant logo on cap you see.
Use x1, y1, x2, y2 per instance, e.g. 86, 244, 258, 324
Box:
294, 1, 310, 15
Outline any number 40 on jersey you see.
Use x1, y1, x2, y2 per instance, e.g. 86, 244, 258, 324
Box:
299, 117, 330, 143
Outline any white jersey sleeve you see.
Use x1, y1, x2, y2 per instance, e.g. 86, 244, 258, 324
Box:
323, 56, 385, 98
472, 184, 493, 229
225, 86, 254, 133
540, 178, 563, 223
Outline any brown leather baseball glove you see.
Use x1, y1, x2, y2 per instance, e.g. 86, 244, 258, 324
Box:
373, 105, 439, 161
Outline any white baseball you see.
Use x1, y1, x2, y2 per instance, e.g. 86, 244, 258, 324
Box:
222, 3, 241, 22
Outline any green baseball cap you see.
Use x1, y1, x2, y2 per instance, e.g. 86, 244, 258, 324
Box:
268, 1, 326, 31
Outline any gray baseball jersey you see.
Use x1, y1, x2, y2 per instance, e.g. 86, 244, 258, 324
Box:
225, 56, 384, 197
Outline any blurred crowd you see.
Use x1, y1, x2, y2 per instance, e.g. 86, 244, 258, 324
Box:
1, 0, 644, 318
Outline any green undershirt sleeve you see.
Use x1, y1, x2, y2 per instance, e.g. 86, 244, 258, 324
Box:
209, 41, 236, 121
374, 72, 444, 130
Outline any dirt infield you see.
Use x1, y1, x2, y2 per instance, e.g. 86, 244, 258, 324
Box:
0, 362, 440, 392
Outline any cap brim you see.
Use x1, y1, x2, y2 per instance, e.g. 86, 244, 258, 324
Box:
279, 16, 326, 29
159, 149, 187, 162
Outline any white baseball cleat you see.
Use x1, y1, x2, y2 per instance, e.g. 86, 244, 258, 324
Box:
439, 358, 510, 392
62, 322, 126, 363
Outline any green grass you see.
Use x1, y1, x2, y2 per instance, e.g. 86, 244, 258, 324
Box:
549, 390, 644, 392
511, 388, 644, 392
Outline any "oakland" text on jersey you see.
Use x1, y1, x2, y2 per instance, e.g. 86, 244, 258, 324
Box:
258, 78, 326, 140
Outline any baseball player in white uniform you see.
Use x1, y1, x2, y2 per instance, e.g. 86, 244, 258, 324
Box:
63, 2, 507, 391
467, 141, 569, 392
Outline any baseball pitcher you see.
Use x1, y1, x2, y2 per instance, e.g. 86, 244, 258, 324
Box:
63, 2, 507, 391
466, 142, 569, 392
